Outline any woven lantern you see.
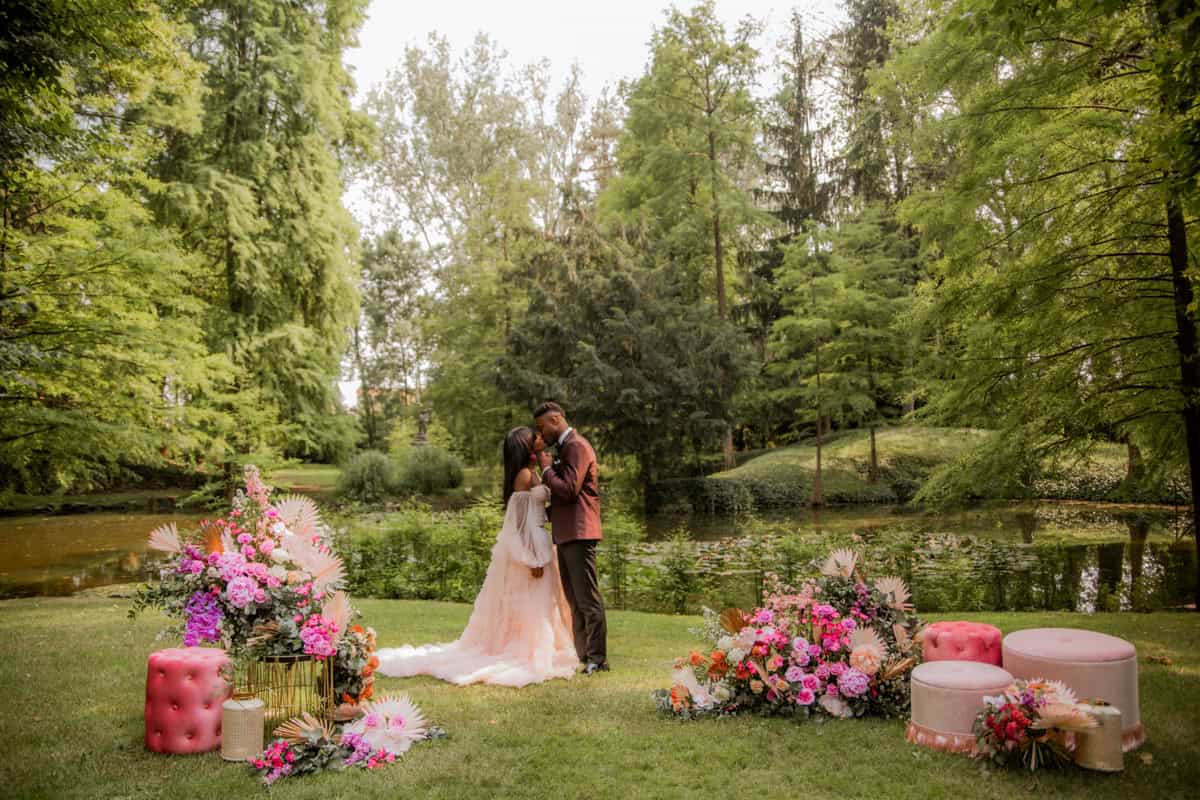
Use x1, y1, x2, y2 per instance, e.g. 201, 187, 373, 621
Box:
221, 694, 265, 761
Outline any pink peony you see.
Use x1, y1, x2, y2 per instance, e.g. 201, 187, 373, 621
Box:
226, 576, 258, 608
785, 666, 805, 683
801, 673, 820, 692
259, 539, 276, 556
838, 667, 870, 698
796, 688, 816, 705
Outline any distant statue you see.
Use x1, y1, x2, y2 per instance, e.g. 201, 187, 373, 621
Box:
413, 409, 431, 446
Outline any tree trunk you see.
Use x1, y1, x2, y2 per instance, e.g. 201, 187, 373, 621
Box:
1164, 192, 1200, 611
868, 425, 878, 484
811, 276, 825, 507
707, 128, 726, 321
722, 425, 736, 470
353, 325, 377, 449
1126, 442, 1144, 483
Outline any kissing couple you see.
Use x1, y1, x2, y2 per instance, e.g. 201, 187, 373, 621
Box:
376, 401, 609, 685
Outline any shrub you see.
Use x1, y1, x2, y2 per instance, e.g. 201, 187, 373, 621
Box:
337, 451, 397, 503
396, 446, 464, 495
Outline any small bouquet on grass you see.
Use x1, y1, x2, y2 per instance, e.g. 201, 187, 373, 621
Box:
973, 679, 1097, 770
250, 694, 447, 786
654, 548, 924, 721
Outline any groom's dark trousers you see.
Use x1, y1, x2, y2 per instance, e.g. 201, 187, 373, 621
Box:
543, 430, 607, 666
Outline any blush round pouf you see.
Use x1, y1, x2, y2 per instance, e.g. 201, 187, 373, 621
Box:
922, 621, 1003, 666
145, 648, 232, 754
907, 660, 1014, 754
1002, 628, 1143, 751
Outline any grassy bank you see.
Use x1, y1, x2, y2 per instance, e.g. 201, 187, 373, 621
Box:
1, 597, 1197, 799
650, 426, 1178, 512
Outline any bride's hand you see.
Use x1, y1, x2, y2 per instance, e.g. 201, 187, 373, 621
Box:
530, 566, 544, 578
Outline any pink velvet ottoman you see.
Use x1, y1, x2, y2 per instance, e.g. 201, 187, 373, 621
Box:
907, 660, 1013, 754
1002, 628, 1143, 751
922, 621, 1002, 666
145, 648, 231, 754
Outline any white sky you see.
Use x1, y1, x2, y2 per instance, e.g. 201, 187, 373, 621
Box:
338, 1, 847, 405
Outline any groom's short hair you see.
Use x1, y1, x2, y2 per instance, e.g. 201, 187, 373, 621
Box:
534, 401, 566, 419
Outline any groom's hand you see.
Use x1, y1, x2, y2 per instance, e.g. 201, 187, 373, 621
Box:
530, 566, 544, 579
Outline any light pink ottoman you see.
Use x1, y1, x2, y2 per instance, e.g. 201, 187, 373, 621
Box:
907, 660, 1013, 754
1002, 628, 1143, 751
145, 648, 231, 754
922, 621, 1003, 666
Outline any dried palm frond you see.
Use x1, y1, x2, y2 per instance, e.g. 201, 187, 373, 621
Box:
874, 576, 913, 611
719, 608, 746, 634
893, 624, 914, 654
321, 590, 353, 639
1032, 703, 1098, 732
345, 693, 428, 754
820, 548, 858, 579
273, 712, 336, 744
147, 523, 182, 553
288, 535, 345, 591
246, 621, 279, 649
881, 656, 916, 681
850, 626, 887, 654
333, 702, 363, 722
273, 494, 323, 538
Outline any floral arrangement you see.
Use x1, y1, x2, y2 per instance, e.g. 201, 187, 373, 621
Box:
249, 695, 446, 786
131, 465, 372, 714
654, 548, 924, 721
973, 678, 1097, 770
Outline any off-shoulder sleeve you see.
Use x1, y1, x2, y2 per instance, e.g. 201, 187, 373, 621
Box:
502, 492, 553, 568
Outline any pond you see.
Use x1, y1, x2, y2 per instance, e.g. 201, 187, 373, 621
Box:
0, 502, 1194, 613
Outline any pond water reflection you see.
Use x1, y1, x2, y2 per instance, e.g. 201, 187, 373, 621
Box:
0, 512, 203, 598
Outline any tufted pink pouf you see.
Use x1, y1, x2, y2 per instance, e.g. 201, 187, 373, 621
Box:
1003, 628, 1143, 751
922, 621, 1003, 666
145, 648, 232, 754
906, 660, 1014, 754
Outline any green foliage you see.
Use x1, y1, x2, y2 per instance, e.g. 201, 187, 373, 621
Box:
396, 446, 465, 495
153, 0, 369, 463
654, 530, 704, 614
0, 0, 218, 493
500, 234, 752, 483
337, 451, 398, 504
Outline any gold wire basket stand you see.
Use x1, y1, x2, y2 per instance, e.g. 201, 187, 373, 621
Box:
242, 655, 334, 734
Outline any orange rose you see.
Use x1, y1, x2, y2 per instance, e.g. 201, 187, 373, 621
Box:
670, 685, 691, 712
688, 651, 705, 667
710, 650, 726, 663
707, 661, 728, 680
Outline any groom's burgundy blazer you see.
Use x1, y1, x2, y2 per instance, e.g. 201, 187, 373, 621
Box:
543, 430, 602, 545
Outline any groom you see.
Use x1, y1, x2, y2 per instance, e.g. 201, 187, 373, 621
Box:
534, 401, 609, 674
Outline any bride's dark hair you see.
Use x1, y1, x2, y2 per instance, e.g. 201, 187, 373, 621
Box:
502, 426, 535, 507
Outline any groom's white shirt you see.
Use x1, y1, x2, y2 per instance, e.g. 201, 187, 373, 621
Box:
555, 427, 573, 448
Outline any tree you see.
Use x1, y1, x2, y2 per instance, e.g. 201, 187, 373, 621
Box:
153, 0, 369, 472
0, 0, 223, 492
604, 1, 767, 467
353, 230, 429, 450
890, 0, 1200, 606
500, 232, 750, 484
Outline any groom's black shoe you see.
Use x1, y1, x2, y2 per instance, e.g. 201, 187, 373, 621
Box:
583, 661, 610, 676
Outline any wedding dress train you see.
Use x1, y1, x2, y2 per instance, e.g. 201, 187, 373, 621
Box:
376, 484, 578, 687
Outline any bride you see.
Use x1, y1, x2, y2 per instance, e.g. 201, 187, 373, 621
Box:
375, 427, 578, 686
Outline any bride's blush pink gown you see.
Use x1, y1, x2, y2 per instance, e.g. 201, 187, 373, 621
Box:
376, 484, 578, 687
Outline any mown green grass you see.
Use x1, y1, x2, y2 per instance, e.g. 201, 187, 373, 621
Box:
270, 464, 342, 492
1, 598, 1197, 799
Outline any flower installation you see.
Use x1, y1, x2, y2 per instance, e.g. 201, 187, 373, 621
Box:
654, 548, 924, 721
132, 465, 376, 718
249, 696, 447, 786
973, 678, 1097, 771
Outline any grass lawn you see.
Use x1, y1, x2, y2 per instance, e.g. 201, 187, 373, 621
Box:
270, 464, 342, 493
1, 599, 1198, 799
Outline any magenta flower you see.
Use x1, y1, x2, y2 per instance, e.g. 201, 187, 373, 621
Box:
792, 650, 811, 667
829, 661, 846, 677
807, 644, 822, 659
785, 665, 805, 683
796, 688, 816, 705
792, 636, 809, 653
801, 673, 820, 692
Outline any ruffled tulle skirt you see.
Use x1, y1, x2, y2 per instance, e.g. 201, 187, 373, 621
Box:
377, 536, 577, 687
